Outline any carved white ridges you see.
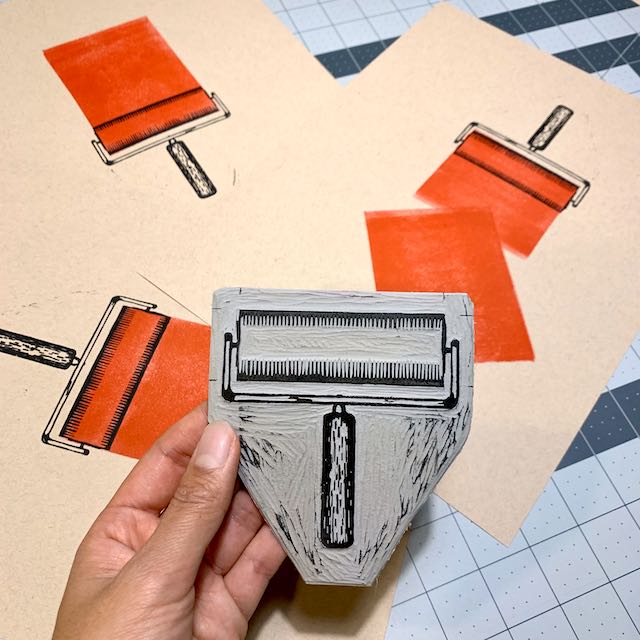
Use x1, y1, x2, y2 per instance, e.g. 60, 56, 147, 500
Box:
210, 288, 474, 586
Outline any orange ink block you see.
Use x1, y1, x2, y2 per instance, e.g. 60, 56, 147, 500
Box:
44, 17, 218, 154
59, 307, 210, 459
365, 208, 534, 363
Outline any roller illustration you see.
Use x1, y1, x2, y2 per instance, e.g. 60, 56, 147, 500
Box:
0, 296, 209, 457
219, 306, 460, 548
44, 17, 230, 198
416, 105, 590, 257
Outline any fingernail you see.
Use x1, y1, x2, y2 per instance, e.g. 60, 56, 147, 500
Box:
194, 421, 234, 469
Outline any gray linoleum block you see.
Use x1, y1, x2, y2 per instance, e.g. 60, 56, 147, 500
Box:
209, 288, 474, 586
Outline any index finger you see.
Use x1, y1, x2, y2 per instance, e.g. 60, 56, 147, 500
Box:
108, 402, 209, 514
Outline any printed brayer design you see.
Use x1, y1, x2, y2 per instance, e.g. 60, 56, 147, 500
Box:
210, 288, 474, 585
0, 296, 209, 457
416, 106, 590, 257
44, 17, 230, 198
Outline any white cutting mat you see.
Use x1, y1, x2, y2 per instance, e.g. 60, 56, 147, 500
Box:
386, 346, 640, 640
264, 1, 640, 637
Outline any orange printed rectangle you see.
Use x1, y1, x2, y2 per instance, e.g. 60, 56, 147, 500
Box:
44, 17, 218, 153
60, 308, 210, 458
365, 208, 534, 363
416, 132, 578, 257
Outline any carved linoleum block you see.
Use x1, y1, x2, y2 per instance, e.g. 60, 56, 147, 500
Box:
209, 288, 474, 585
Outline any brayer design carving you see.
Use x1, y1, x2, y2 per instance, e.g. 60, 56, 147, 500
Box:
321, 405, 356, 548
210, 288, 474, 585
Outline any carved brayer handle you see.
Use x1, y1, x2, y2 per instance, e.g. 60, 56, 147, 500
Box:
320, 404, 356, 548
528, 105, 573, 152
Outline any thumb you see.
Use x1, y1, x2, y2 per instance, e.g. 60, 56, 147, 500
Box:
137, 420, 240, 591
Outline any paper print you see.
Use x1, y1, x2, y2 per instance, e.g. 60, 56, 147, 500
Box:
415, 106, 590, 257
0, 296, 209, 457
44, 17, 230, 198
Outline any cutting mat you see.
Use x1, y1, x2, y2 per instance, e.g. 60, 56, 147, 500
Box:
268, 0, 640, 95
264, 1, 640, 637
387, 344, 640, 639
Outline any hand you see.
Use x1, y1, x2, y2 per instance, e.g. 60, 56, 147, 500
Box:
53, 404, 286, 640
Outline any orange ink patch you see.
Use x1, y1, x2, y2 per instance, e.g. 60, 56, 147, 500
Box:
109, 315, 210, 458
44, 17, 218, 154
365, 208, 534, 363
60, 308, 209, 459
416, 107, 589, 258
415, 132, 577, 257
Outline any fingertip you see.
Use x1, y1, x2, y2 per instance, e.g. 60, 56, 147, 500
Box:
196, 401, 209, 422
194, 421, 236, 470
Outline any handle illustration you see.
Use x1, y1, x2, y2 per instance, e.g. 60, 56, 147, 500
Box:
166, 138, 217, 198
528, 105, 573, 152
320, 404, 356, 548
0, 329, 77, 369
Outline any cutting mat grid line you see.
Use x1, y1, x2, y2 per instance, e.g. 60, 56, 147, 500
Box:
271, 0, 640, 94
387, 362, 640, 639
389, 480, 640, 637
263, 2, 640, 636
395, 521, 640, 605
411, 497, 639, 554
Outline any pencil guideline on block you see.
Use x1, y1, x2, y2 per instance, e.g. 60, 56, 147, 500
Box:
210, 288, 474, 585
44, 17, 230, 198
0, 296, 209, 458
416, 106, 590, 257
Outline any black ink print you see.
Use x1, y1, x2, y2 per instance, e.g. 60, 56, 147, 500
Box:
44, 17, 231, 199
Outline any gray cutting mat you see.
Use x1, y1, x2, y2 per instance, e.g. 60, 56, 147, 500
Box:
268, 0, 640, 95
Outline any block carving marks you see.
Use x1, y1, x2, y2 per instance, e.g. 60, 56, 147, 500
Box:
209, 288, 474, 585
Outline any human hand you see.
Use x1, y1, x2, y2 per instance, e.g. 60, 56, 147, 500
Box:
53, 404, 286, 640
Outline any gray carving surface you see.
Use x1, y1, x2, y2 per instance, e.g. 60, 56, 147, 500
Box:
209, 288, 474, 586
